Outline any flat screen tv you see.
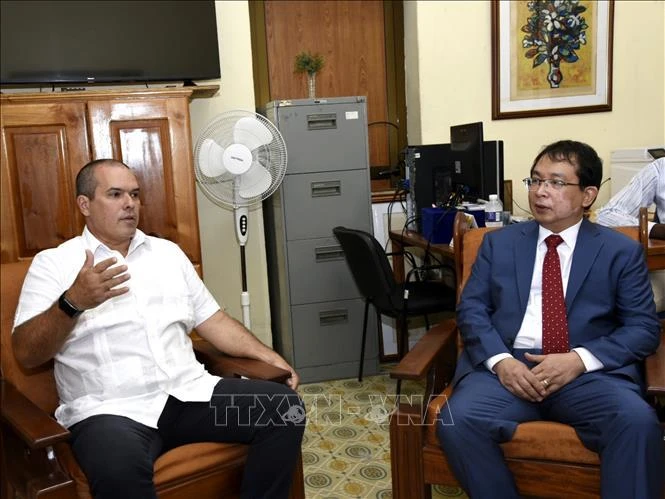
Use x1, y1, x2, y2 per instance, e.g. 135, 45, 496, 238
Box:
1, 0, 220, 86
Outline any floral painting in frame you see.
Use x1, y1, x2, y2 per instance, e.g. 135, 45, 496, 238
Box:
491, 0, 614, 119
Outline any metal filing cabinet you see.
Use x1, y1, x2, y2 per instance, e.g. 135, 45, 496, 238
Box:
263, 96, 378, 383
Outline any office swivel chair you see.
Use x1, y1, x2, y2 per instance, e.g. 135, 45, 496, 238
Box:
332, 226, 456, 388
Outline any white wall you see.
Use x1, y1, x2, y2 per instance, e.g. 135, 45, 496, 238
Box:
404, 0, 665, 216
189, 1, 273, 346
191, 0, 665, 348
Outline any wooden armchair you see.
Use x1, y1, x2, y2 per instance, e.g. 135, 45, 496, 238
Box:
0, 260, 305, 499
389, 209, 665, 498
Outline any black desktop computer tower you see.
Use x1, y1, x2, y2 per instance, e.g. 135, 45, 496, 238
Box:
404, 143, 452, 231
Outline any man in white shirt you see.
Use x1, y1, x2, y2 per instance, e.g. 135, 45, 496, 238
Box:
596, 157, 665, 314
436, 141, 662, 498
12, 159, 305, 499
596, 156, 664, 239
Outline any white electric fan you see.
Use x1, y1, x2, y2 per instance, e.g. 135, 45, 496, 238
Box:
194, 110, 287, 329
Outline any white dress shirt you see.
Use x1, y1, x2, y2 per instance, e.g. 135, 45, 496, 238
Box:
596, 157, 664, 234
13, 227, 222, 429
485, 220, 603, 372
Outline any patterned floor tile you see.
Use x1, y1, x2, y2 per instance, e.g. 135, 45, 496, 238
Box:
298, 371, 468, 498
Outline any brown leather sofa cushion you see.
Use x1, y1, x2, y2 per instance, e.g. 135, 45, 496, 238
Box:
425, 389, 600, 466
55, 440, 250, 498
154, 442, 248, 483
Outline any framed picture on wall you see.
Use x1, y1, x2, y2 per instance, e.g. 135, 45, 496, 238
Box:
491, 0, 614, 120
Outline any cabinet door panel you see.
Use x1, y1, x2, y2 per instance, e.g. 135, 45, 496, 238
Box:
290, 298, 378, 368
87, 98, 201, 266
282, 170, 372, 241
286, 237, 361, 304
273, 100, 369, 175
113, 120, 177, 243
1, 102, 89, 262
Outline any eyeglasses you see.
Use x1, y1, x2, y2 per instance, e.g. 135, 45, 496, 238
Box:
523, 177, 581, 191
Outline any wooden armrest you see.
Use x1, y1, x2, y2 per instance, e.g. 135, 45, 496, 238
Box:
645, 327, 665, 397
0, 380, 69, 449
193, 340, 292, 384
390, 319, 458, 380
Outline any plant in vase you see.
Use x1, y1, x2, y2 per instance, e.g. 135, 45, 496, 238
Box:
521, 0, 588, 88
294, 51, 325, 98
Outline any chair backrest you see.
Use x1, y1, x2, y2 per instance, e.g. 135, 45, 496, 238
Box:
452, 213, 494, 304
332, 226, 396, 302
1, 260, 60, 414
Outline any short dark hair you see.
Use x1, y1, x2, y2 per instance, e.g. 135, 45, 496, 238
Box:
76, 159, 131, 198
530, 140, 603, 189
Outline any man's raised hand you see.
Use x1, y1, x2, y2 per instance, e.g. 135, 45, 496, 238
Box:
65, 250, 130, 310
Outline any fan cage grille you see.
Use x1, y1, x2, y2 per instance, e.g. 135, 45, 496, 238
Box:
194, 110, 287, 209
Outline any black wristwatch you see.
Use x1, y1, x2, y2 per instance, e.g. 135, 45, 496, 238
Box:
58, 291, 83, 318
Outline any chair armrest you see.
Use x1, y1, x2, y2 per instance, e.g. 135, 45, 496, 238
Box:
193, 340, 292, 384
645, 327, 665, 397
390, 319, 458, 381
0, 380, 69, 449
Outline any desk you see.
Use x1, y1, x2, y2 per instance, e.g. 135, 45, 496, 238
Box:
389, 230, 455, 284
389, 229, 665, 282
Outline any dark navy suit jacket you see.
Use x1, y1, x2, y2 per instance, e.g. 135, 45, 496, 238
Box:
453, 218, 661, 387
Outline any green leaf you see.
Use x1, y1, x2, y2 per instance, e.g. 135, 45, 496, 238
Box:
294, 51, 325, 75
533, 53, 548, 67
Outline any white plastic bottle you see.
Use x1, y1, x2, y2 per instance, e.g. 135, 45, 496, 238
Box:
484, 194, 503, 227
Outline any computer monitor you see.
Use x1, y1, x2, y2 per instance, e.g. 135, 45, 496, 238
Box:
450, 122, 486, 201
405, 125, 504, 231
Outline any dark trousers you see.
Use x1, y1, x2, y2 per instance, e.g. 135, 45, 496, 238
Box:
69, 378, 306, 499
437, 350, 664, 499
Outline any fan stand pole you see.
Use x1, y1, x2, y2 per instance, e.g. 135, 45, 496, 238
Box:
235, 206, 251, 330
239, 244, 251, 329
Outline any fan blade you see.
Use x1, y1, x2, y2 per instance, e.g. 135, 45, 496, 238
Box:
234, 116, 273, 151
238, 161, 273, 199
198, 138, 227, 177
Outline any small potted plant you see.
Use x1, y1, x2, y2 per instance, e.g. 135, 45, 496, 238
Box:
294, 51, 325, 98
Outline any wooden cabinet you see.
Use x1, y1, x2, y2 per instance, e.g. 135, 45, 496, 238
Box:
1, 87, 214, 270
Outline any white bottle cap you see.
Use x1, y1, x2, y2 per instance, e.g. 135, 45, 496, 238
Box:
489, 194, 498, 200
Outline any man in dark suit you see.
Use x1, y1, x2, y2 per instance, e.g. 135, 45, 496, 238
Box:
437, 140, 663, 498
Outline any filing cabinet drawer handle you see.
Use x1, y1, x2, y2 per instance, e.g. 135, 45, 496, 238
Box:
311, 180, 341, 197
315, 245, 345, 262
319, 309, 349, 326
307, 113, 337, 130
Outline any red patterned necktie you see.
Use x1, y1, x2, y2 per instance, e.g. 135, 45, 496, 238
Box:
542, 234, 569, 354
